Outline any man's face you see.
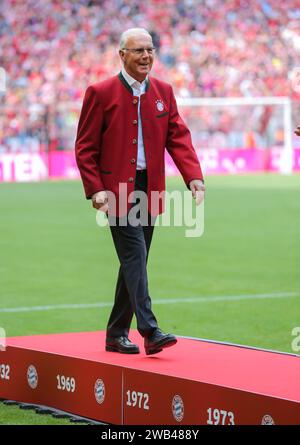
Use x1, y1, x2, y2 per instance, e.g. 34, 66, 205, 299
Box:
119, 33, 154, 82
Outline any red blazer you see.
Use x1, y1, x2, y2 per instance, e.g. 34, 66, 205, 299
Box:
75, 73, 203, 216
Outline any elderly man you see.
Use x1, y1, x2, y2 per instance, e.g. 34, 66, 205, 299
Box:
75, 28, 205, 355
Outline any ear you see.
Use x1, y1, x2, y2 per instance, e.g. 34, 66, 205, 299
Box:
119, 49, 126, 63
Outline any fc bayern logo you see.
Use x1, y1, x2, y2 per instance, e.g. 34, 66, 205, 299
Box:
94, 379, 105, 405
27, 365, 38, 389
261, 414, 275, 425
156, 99, 164, 112
172, 395, 184, 422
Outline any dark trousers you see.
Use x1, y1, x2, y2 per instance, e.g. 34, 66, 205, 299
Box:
106, 170, 158, 338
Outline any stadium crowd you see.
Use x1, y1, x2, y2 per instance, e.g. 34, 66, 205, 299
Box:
0, 0, 299, 152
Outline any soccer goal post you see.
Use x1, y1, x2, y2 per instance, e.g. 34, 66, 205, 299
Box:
177, 96, 293, 174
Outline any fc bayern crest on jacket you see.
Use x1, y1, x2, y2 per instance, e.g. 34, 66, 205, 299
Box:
156, 99, 164, 111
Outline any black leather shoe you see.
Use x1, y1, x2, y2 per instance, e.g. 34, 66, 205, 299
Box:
106, 336, 140, 354
144, 329, 177, 355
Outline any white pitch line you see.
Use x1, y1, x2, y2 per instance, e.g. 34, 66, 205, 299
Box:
0, 291, 299, 314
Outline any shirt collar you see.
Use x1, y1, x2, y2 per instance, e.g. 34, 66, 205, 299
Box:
121, 66, 148, 88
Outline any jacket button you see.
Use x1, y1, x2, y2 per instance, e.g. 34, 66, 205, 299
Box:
133, 138, 137, 144
133, 99, 138, 104
133, 119, 138, 125
130, 158, 136, 164
128, 177, 134, 182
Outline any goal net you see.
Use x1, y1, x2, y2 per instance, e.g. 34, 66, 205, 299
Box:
177, 96, 293, 174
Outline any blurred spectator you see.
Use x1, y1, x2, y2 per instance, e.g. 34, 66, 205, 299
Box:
0, 0, 299, 152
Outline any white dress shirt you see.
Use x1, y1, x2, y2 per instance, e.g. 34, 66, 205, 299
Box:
121, 67, 147, 170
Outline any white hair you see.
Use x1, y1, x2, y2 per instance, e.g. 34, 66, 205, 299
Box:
119, 28, 152, 49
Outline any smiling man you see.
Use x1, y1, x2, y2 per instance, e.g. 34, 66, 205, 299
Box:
120, 29, 154, 81
75, 28, 205, 355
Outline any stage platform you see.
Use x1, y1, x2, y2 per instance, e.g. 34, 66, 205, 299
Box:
0, 330, 299, 425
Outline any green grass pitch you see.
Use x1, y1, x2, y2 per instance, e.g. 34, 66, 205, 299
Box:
0, 174, 299, 424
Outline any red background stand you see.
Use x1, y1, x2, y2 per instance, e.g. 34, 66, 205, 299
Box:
0, 330, 299, 424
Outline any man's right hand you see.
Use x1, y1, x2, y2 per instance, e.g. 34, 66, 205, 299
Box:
92, 191, 108, 212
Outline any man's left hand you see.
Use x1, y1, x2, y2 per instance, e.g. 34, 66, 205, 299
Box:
189, 179, 205, 206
